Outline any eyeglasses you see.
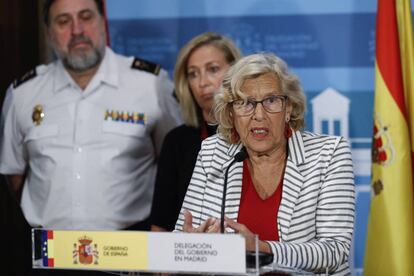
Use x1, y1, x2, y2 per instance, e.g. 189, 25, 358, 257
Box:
231, 94, 288, 116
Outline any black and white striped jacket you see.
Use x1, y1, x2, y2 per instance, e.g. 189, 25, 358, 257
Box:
175, 130, 355, 275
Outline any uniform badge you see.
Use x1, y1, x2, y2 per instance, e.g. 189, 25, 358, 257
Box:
32, 105, 44, 126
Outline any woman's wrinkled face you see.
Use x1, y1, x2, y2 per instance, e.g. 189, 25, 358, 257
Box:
233, 72, 291, 155
187, 45, 230, 120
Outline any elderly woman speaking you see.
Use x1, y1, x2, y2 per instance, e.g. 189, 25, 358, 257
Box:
175, 53, 355, 275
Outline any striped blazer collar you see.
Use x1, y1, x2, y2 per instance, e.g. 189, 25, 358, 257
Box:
227, 140, 244, 158
221, 140, 244, 223
220, 137, 244, 171
287, 130, 306, 165
280, 130, 306, 238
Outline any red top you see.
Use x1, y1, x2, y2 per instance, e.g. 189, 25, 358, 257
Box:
237, 160, 283, 241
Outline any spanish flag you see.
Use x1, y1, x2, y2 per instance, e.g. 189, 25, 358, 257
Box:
364, 0, 414, 275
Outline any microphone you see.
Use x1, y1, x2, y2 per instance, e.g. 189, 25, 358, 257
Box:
221, 148, 248, 233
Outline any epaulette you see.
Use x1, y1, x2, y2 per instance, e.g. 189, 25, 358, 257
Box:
13, 68, 37, 88
131, 57, 161, 76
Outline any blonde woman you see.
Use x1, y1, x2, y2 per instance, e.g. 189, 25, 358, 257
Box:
150, 32, 242, 231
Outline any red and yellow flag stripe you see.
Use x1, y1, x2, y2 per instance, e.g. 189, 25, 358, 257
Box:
364, 0, 414, 275
396, 0, 414, 158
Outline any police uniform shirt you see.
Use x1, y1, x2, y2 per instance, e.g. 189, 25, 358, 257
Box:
0, 47, 182, 230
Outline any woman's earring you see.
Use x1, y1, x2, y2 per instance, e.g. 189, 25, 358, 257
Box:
286, 116, 290, 123
284, 122, 292, 138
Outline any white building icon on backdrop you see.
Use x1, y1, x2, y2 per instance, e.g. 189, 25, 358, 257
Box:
311, 87, 350, 138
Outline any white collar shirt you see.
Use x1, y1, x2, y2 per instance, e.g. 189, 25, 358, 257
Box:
0, 47, 181, 230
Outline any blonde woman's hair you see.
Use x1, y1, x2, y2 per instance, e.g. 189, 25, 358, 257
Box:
174, 32, 242, 127
214, 53, 306, 144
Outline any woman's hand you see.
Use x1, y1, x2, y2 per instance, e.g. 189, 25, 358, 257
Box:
225, 218, 271, 253
182, 210, 220, 233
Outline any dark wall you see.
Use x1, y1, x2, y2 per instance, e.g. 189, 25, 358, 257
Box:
0, 0, 40, 104
0, 1, 38, 274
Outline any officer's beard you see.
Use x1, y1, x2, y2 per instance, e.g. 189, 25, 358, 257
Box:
53, 34, 106, 73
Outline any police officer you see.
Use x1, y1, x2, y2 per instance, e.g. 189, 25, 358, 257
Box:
0, 0, 181, 237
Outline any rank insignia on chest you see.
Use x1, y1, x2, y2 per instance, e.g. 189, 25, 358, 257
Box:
32, 105, 44, 126
104, 109, 147, 125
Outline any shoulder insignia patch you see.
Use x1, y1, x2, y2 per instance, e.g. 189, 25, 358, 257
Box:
131, 57, 161, 76
13, 68, 37, 88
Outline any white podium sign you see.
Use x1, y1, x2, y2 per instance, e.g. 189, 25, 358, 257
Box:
147, 232, 246, 274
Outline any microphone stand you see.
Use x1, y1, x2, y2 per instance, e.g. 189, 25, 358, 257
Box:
221, 149, 247, 233
220, 148, 274, 268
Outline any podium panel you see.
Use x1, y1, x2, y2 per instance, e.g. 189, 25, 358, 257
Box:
32, 229, 247, 274
32, 229, 313, 275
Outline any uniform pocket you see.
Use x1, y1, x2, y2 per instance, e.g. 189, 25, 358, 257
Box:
24, 124, 59, 142
24, 124, 60, 166
102, 120, 146, 138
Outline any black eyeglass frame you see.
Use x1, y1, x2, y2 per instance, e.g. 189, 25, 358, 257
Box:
231, 94, 288, 116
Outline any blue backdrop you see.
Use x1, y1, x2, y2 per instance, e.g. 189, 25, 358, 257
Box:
106, 1, 388, 274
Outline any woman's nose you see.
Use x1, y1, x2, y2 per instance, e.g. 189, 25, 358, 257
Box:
199, 71, 210, 87
252, 102, 266, 120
